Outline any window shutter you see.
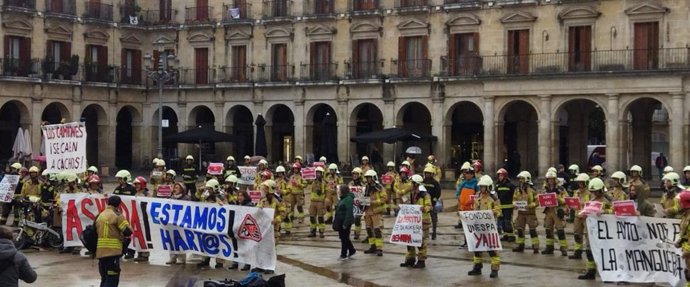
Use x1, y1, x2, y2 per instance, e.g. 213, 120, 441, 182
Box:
134, 49, 142, 83
98, 46, 107, 69
472, 33, 479, 56
4, 36, 10, 58
518, 30, 529, 73
46, 41, 53, 59
20, 37, 30, 61
310, 42, 317, 65
581, 26, 591, 71
153, 50, 160, 70
85, 45, 91, 63
62, 42, 71, 62
447, 34, 456, 75
507, 31, 515, 57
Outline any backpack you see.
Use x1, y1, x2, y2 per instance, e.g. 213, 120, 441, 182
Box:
80, 215, 99, 256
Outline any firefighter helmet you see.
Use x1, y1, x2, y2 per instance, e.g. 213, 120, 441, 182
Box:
411, 174, 424, 184
568, 164, 580, 174
517, 171, 532, 184
588, 178, 605, 192
387, 161, 395, 167
276, 166, 286, 173
679, 191, 690, 209
225, 175, 238, 183
115, 170, 132, 182
364, 170, 377, 177
328, 163, 338, 170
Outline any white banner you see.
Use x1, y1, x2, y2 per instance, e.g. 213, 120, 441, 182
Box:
459, 210, 502, 252
41, 122, 87, 173
389, 204, 423, 247
238, 166, 257, 185
60, 193, 277, 269
586, 215, 685, 287
0, 175, 20, 202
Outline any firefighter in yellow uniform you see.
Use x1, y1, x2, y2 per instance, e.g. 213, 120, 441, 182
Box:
20, 166, 43, 198
400, 174, 431, 269
661, 172, 683, 218
468, 175, 501, 278
512, 171, 540, 254
288, 163, 307, 223
541, 171, 568, 256
674, 190, 690, 286
362, 170, 387, 256
274, 166, 293, 234
360, 156, 372, 174
568, 173, 591, 260
427, 155, 442, 182
308, 167, 327, 238
578, 177, 612, 280
608, 171, 629, 202
394, 167, 413, 215
349, 168, 365, 240
324, 164, 343, 224
150, 159, 166, 196
258, 179, 286, 244
96, 196, 132, 286
383, 161, 398, 216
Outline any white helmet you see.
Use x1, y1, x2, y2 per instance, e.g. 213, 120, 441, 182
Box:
591, 165, 603, 172
588, 178, 605, 192
157, 160, 166, 167
683, 166, 690, 173
244, 155, 251, 160
460, 161, 473, 172
152, 158, 160, 164
328, 163, 338, 170
364, 170, 377, 177
568, 164, 579, 174
629, 165, 643, 173
276, 166, 286, 173
227, 156, 235, 162
402, 161, 410, 166
316, 167, 325, 173
574, 173, 590, 185
517, 171, 532, 184
547, 167, 557, 174
88, 166, 99, 173
65, 172, 78, 183
545, 171, 557, 179
259, 159, 268, 165
262, 179, 276, 189
319, 156, 327, 162
663, 166, 674, 173
186, 155, 194, 161
411, 174, 424, 184
166, 169, 176, 177
205, 179, 220, 190
387, 161, 395, 167
10, 162, 22, 170
662, 172, 681, 186
115, 170, 132, 182
352, 167, 363, 175
361, 156, 369, 161
225, 175, 238, 183
610, 171, 628, 186
478, 175, 493, 187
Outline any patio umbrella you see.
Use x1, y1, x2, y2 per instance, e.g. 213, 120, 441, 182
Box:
350, 128, 437, 144
11, 128, 24, 162
254, 114, 267, 157
164, 126, 238, 171
23, 129, 32, 164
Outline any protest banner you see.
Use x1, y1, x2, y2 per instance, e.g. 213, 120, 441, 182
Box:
565, 197, 580, 210
350, 186, 365, 215
459, 210, 502, 252
156, 185, 172, 198
514, 200, 528, 212
586, 215, 685, 286
60, 193, 277, 269
381, 175, 393, 185
613, 200, 637, 216
207, 163, 224, 175
301, 167, 316, 180
538, 193, 558, 207
579, 201, 603, 216
248, 190, 262, 204
41, 122, 87, 173
389, 204, 423, 247
238, 166, 257, 185
0, 175, 20, 203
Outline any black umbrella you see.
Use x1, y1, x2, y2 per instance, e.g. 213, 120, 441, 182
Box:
350, 127, 437, 144
321, 113, 338, 164
164, 126, 237, 171
255, 114, 267, 157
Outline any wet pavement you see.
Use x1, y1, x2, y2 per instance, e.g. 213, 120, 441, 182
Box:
19, 186, 658, 286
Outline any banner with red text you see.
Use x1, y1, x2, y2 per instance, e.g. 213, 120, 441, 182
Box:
389, 204, 423, 247
42, 122, 87, 173
459, 210, 502, 252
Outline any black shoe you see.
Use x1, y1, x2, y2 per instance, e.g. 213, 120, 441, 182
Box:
364, 246, 377, 254
124, 254, 134, 260
412, 261, 425, 268
353, 234, 360, 240
490, 270, 498, 278
468, 264, 482, 276
348, 250, 356, 258
512, 244, 524, 253
264, 270, 274, 275
454, 224, 463, 229
541, 246, 553, 255
215, 263, 223, 269
431, 235, 436, 240
308, 230, 317, 238
533, 248, 540, 254
376, 250, 382, 256
561, 249, 568, 257
325, 218, 333, 224
568, 250, 582, 260
251, 268, 264, 273
241, 265, 250, 271
319, 232, 324, 238
361, 237, 369, 243
577, 270, 596, 280
196, 261, 210, 268
229, 263, 239, 270
400, 259, 415, 267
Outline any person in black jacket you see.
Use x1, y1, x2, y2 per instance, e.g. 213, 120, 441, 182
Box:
0, 226, 36, 286
495, 168, 515, 242
422, 167, 441, 240
334, 185, 355, 260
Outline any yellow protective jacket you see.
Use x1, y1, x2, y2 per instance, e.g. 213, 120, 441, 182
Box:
324, 174, 343, 198
679, 211, 690, 254
661, 187, 682, 218
513, 186, 537, 215
411, 189, 432, 224
364, 183, 387, 215
394, 179, 412, 202
288, 174, 307, 195
275, 177, 289, 197
474, 192, 502, 218
258, 198, 287, 224
610, 187, 629, 202
96, 206, 130, 259
20, 180, 42, 198
310, 179, 326, 202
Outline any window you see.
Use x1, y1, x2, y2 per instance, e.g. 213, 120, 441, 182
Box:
121, 48, 142, 84
309, 42, 332, 80
46, 40, 72, 73
398, 36, 428, 77
353, 0, 377, 10
196, 0, 209, 20
634, 22, 659, 70
271, 43, 288, 81
85, 44, 108, 81
448, 33, 479, 76
314, 0, 333, 14
352, 39, 377, 78
273, 0, 288, 17
568, 26, 591, 72
195, 48, 209, 84
160, 0, 172, 22
507, 29, 529, 74
230, 45, 247, 82
4, 36, 31, 76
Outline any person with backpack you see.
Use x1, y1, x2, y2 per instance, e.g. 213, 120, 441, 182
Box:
0, 226, 36, 286
95, 196, 132, 287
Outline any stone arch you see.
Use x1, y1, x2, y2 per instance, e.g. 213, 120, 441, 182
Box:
151, 106, 178, 162
446, 101, 484, 170
553, 98, 607, 171
225, 105, 254, 158
306, 103, 338, 163
266, 104, 295, 163
81, 104, 108, 166
396, 101, 433, 157
350, 103, 384, 165
497, 100, 539, 176
116, 106, 136, 169
42, 102, 71, 124
621, 97, 669, 179
188, 105, 216, 128
0, 100, 30, 162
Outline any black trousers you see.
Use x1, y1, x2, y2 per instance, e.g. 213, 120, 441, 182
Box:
338, 225, 355, 257
99, 256, 121, 287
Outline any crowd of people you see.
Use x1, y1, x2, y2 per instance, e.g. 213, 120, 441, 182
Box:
4, 153, 690, 285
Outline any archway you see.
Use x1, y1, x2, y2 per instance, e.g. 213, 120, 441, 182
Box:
308, 104, 337, 163
397, 102, 433, 162
0, 101, 29, 162
42, 102, 70, 124
351, 103, 383, 166
152, 106, 179, 163
555, 99, 606, 170
226, 105, 253, 158
267, 104, 294, 163
81, 104, 107, 167
448, 101, 483, 169
500, 100, 538, 176
189, 106, 217, 163
116, 107, 134, 169
623, 97, 668, 180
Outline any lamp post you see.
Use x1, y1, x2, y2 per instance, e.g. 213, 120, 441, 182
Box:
144, 50, 177, 159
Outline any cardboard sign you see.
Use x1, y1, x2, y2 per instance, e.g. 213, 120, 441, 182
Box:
312, 162, 325, 169
459, 210, 502, 252
565, 197, 581, 210
579, 201, 603, 216
156, 185, 172, 198
238, 166, 257, 185
350, 186, 365, 215
207, 163, 224, 175
0, 175, 20, 202
301, 167, 316, 180
513, 200, 528, 211
613, 200, 637, 216
248, 190, 262, 204
389, 204, 423, 247
381, 175, 394, 185
538, 193, 558, 207
152, 171, 163, 178
42, 122, 88, 173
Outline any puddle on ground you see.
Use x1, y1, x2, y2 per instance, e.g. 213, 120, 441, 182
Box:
277, 255, 383, 287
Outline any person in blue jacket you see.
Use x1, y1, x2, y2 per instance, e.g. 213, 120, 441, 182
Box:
455, 162, 479, 247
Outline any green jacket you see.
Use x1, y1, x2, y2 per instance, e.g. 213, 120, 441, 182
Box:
335, 192, 355, 228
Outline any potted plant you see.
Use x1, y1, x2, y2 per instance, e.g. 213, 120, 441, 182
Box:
42, 57, 55, 79
66, 55, 79, 80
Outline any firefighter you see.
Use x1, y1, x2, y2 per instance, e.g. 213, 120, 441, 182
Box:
401, 161, 413, 177
324, 164, 343, 224
663, 166, 675, 176
495, 168, 515, 242
683, 166, 690, 187
39, 171, 58, 224
349, 167, 365, 240
661, 172, 683, 218
0, 163, 21, 225
468, 175, 501, 278
308, 167, 327, 238
20, 166, 42, 198
360, 156, 372, 174
275, 166, 294, 234
197, 179, 228, 269
383, 161, 398, 216
422, 166, 441, 240
254, 159, 272, 187
257, 179, 286, 275
427, 155, 442, 182
294, 155, 303, 166
541, 171, 568, 256
150, 159, 166, 196
224, 156, 242, 179
85, 166, 102, 190
568, 173, 590, 260
400, 174, 431, 269
590, 165, 604, 179
393, 167, 412, 215
133, 176, 149, 197
223, 175, 239, 204
182, 155, 199, 200
363, 170, 386, 256
578, 177, 612, 280
114, 170, 136, 196
628, 165, 650, 194
319, 156, 327, 165
512, 171, 540, 254
674, 190, 690, 285
288, 163, 306, 224
95, 196, 133, 287
456, 162, 478, 231
609, 171, 629, 202
86, 175, 103, 195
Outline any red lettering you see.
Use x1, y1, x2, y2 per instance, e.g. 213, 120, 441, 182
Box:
400, 234, 411, 243
127, 200, 146, 250
94, 197, 107, 213
64, 200, 83, 241
474, 233, 482, 249
81, 198, 95, 221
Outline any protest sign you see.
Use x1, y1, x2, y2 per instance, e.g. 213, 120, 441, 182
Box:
350, 186, 365, 215
41, 122, 87, 173
249, 190, 262, 204
207, 163, 224, 175
514, 200, 528, 211
586, 215, 685, 286
381, 175, 394, 185
613, 200, 637, 216
156, 185, 172, 198
0, 175, 20, 203
301, 167, 316, 180
538, 193, 558, 207
565, 197, 580, 210
60, 193, 277, 269
579, 201, 603, 216
238, 166, 257, 185
459, 210, 502, 252
389, 204, 423, 247
312, 162, 325, 169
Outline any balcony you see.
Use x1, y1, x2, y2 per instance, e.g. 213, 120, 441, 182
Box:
263, 0, 291, 20
42, 59, 80, 80
222, 3, 252, 24
179, 68, 215, 85
84, 63, 117, 83
348, 60, 381, 79
257, 64, 293, 82
185, 6, 213, 23
350, 0, 380, 15
1, 58, 40, 77
395, 0, 429, 12
492, 0, 538, 6
300, 63, 337, 82
220, 66, 253, 83
83, 2, 113, 22
303, 0, 334, 18
121, 8, 176, 25
3, 0, 36, 12
442, 0, 480, 10
120, 68, 144, 85
391, 59, 431, 79
45, 0, 75, 16
440, 48, 690, 78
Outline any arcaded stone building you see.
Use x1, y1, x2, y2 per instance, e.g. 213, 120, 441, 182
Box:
0, 0, 686, 179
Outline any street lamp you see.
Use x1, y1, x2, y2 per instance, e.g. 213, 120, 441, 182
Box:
144, 50, 177, 159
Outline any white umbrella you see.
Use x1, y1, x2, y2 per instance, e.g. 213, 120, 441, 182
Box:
23, 128, 32, 161
11, 128, 25, 161
405, 146, 422, 155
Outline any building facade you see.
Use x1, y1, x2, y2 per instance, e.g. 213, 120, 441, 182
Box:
0, 0, 687, 179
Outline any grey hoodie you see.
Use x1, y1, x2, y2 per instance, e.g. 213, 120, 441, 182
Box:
0, 238, 36, 286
